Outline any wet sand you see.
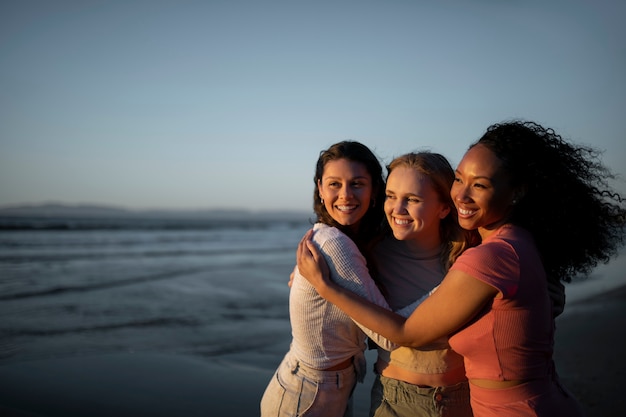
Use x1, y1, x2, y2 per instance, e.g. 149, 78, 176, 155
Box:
0, 285, 624, 417
552, 283, 626, 416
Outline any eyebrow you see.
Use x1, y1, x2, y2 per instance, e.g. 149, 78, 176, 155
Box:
455, 170, 493, 182
387, 189, 418, 196
323, 175, 369, 181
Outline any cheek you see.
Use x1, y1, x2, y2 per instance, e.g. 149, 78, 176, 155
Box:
450, 183, 460, 200
488, 195, 512, 215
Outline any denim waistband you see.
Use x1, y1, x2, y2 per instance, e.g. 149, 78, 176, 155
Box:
284, 351, 356, 384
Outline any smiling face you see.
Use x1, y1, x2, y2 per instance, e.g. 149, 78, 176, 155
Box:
384, 166, 450, 248
451, 144, 517, 239
317, 158, 373, 230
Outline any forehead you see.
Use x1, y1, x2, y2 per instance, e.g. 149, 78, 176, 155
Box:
322, 158, 370, 178
386, 167, 435, 191
458, 144, 504, 178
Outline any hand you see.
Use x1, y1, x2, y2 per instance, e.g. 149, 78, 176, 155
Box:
288, 267, 296, 288
547, 277, 566, 318
296, 229, 331, 293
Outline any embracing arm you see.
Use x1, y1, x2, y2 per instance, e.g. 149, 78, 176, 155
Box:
297, 232, 498, 347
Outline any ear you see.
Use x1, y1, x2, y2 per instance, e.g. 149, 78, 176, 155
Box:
439, 204, 451, 219
512, 185, 527, 205
317, 179, 323, 198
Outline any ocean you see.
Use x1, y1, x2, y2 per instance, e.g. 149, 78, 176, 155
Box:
0, 214, 312, 366
1, 213, 624, 416
2, 214, 624, 365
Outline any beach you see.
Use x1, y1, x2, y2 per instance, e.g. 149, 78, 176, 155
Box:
552, 284, 626, 416
0, 217, 624, 417
0, 283, 624, 416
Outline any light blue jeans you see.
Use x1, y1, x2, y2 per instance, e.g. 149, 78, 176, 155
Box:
260, 351, 357, 417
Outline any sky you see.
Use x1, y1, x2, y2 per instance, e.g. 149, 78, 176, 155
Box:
1, 0, 625, 212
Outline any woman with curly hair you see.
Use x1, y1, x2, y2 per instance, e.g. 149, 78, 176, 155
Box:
296, 121, 625, 416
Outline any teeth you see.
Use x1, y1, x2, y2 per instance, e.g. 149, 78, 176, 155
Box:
394, 218, 411, 225
458, 208, 475, 215
337, 205, 357, 211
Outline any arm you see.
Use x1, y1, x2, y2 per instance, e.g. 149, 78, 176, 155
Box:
306, 227, 405, 351
394, 286, 437, 318
547, 277, 565, 318
297, 232, 498, 347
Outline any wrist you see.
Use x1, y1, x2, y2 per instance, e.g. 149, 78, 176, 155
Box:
317, 278, 337, 300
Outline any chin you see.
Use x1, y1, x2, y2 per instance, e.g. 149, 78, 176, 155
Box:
392, 230, 409, 241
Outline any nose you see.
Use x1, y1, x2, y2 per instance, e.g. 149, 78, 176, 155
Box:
452, 183, 471, 203
339, 185, 353, 199
390, 198, 407, 213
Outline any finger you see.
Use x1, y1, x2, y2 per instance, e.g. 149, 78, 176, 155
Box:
301, 228, 313, 241
304, 239, 318, 261
297, 238, 304, 261
298, 236, 311, 262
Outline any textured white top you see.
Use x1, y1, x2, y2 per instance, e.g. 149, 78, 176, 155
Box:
289, 223, 422, 371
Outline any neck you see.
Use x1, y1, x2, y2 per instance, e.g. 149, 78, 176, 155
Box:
403, 234, 442, 257
478, 221, 509, 241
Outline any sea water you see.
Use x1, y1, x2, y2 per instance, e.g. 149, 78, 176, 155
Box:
1, 215, 624, 417
1, 215, 623, 366
0, 215, 312, 366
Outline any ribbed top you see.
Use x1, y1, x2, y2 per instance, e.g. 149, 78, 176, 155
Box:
289, 223, 397, 369
373, 235, 465, 374
449, 224, 554, 381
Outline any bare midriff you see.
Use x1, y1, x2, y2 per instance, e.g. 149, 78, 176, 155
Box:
469, 378, 527, 389
376, 358, 467, 387
321, 356, 353, 371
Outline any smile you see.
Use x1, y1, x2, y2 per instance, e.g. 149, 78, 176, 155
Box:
336, 205, 358, 212
457, 207, 477, 217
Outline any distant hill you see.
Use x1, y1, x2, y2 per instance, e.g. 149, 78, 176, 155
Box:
0, 203, 312, 221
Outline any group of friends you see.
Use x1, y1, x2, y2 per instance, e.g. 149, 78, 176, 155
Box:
260, 120, 626, 417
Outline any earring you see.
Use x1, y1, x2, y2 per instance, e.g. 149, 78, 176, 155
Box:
320, 197, 324, 204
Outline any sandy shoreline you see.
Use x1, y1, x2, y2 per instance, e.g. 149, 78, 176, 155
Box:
1, 283, 624, 417
552, 283, 626, 417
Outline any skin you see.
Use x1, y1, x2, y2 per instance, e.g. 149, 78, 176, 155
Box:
317, 158, 373, 231
452, 144, 519, 240
384, 166, 450, 252
379, 164, 467, 386
298, 144, 527, 388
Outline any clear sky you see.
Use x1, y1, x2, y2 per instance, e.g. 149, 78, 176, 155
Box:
2, 0, 625, 212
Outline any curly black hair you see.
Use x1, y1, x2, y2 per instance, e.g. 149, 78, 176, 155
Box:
473, 121, 626, 282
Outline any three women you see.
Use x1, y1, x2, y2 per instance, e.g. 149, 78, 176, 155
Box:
297, 121, 625, 416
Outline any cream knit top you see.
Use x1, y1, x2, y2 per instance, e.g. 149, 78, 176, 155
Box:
289, 223, 421, 374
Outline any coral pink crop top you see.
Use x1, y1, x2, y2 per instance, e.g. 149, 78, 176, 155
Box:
448, 224, 554, 381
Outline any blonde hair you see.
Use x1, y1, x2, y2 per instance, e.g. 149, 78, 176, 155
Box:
387, 152, 477, 270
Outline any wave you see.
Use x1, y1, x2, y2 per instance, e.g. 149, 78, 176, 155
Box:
0, 245, 296, 264
0, 209, 313, 231
0, 218, 310, 231
1, 317, 201, 337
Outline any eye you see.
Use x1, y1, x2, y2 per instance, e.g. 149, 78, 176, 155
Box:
454, 176, 462, 183
473, 183, 487, 189
385, 194, 395, 200
408, 197, 421, 204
